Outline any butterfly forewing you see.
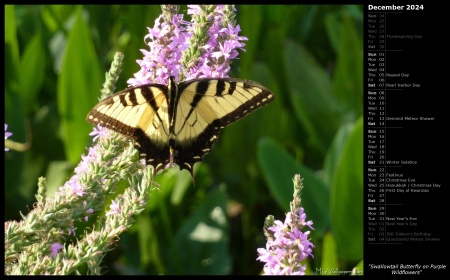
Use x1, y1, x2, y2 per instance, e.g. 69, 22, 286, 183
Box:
215, 79, 274, 125
171, 78, 274, 174
87, 84, 171, 170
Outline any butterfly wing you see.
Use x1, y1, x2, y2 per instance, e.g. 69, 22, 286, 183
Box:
172, 78, 275, 175
86, 84, 171, 171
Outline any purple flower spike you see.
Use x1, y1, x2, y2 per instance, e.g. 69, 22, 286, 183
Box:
128, 13, 190, 86
257, 175, 314, 275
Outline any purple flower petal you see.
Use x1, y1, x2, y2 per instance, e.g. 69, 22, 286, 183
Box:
5, 124, 12, 151
106, 200, 121, 216
50, 243, 64, 257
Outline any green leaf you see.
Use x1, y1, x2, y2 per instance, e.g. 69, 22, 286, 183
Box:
260, 5, 291, 99
237, 5, 263, 78
324, 13, 340, 54
320, 232, 339, 275
284, 40, 341, 156
257, 137, 330, 234
332, 15, 363, 119
118, 5, 162, 89
323, 122, 353, 187
5, 5, 30, 215
5, 5, 20, 85
170, 169, 193, 206
330, 117, 363, 261
57, 7, 102, 164
170, 188, 231, 275
136, 214, 164, 274
5, 5, 23, 137
19, 32, 46, 114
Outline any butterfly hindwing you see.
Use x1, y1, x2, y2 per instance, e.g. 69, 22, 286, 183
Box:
172, 78, 274, 174
87, 76, 274, 176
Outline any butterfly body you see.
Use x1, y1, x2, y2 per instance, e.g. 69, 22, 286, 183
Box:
87, 76, 274, 176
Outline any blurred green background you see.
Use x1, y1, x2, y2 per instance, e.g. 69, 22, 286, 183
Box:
4, 5, 363, 275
